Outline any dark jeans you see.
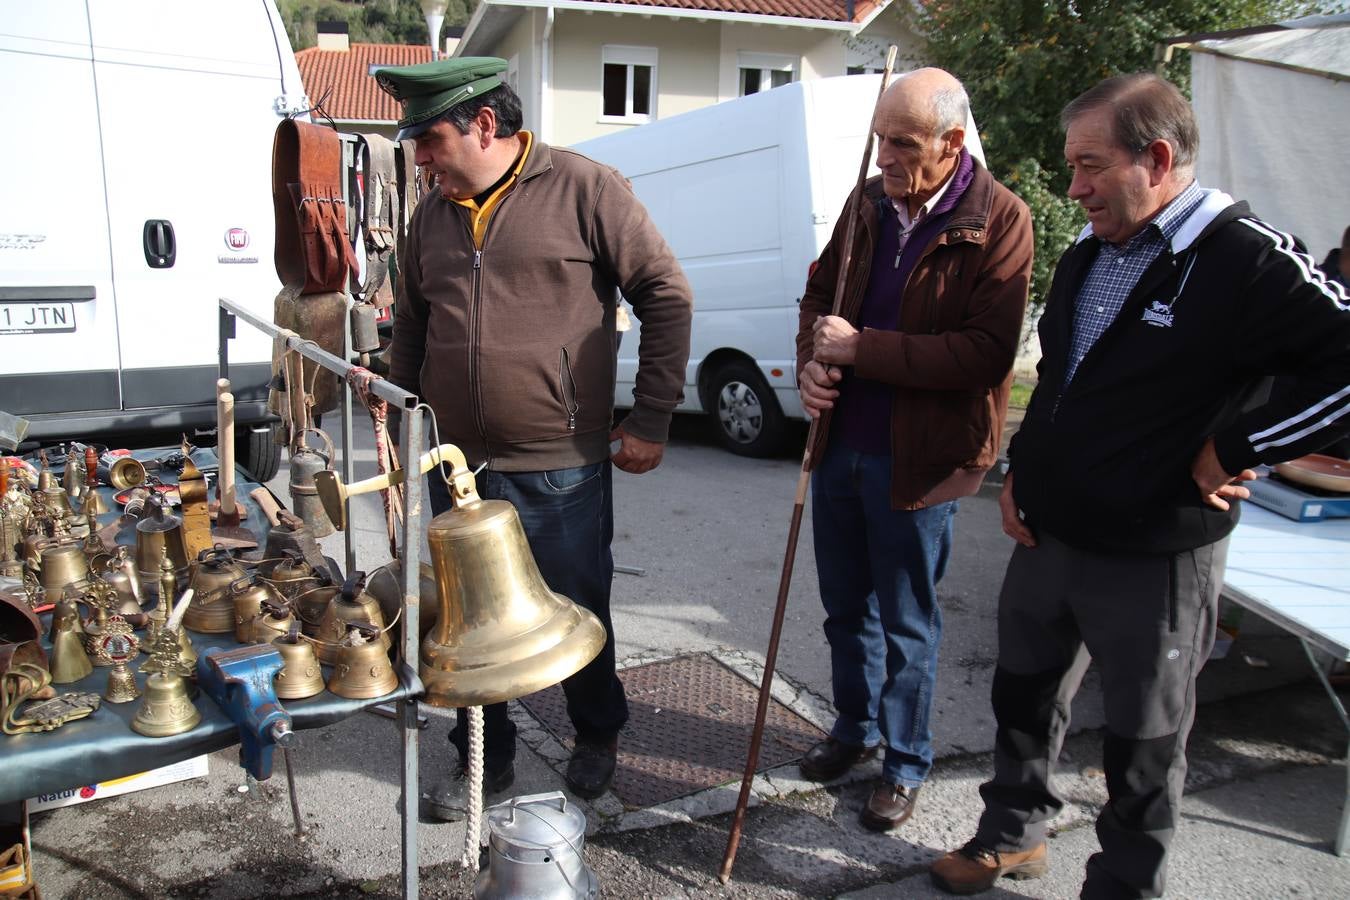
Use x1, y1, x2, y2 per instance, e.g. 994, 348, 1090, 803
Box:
811, 444, 956, 787
428, 461, 627, 770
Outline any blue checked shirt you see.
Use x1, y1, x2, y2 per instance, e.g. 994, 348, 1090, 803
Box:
1064, 181, 1204, 386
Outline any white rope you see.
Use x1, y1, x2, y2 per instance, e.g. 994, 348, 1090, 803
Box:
460, 704, 485, 872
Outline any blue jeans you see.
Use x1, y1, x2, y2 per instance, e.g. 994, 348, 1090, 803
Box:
811, 445, 955, 788
429, 461, 628, 768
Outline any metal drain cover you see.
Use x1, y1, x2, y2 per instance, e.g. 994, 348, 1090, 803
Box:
518, 652, 825, 809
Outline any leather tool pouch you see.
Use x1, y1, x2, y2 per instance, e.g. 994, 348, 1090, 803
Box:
270, 119, 356, 416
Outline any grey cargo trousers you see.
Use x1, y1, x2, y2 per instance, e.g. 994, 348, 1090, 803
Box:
974, 531, 1227, 899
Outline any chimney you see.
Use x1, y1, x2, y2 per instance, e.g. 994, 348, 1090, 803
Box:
444, 25, 465, 58
317, 20, 350, 52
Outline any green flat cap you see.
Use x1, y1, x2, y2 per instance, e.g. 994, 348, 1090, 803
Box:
375, 57, 508, 141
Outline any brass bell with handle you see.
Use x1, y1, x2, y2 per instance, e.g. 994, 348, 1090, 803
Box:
327, 622, 398, 699
419, 446, 606, 708
135, 496, 188, 591
314, 571, 389, 664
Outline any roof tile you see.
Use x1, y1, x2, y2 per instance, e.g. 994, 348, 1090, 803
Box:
295, 43, 436, 123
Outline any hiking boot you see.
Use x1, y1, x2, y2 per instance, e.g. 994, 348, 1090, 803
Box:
565, 736, 618, 799
799, 737, 878, 782
422, 758, 515, 823
930, 839, 1048, 895
859, 781, 920, 831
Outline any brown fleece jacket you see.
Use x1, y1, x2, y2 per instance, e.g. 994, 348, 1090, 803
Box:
389, 140, 693, 471
796, 163, 1033, 508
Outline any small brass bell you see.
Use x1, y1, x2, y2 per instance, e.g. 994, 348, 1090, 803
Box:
48, 600, 93, 684
183, 547, 246, 634
273, 627, 324, 700
37, 542, 89, 599
131, 672, 200, 736
260, 550, 322, 604
314, 571, 389, 664
229, 577, 281, 642
104, 664, 140, 703
135, 498, 188, 589
327, 624, 398, 699
82, 487, 111, 518
63, 451, 86, 499
107, 456, 147, 491
419, 449, 606, 708
249, 599, 296, 645
36, 454, 54, 493
293, 583, 338, 639
134, 614, 200, 737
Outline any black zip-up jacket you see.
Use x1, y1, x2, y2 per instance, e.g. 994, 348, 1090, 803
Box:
1011, 189, 1350, 554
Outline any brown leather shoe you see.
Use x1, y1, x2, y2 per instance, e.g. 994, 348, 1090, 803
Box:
859, 781, 919, 831
799, 738, 878, 782
930, 839, 1048, 895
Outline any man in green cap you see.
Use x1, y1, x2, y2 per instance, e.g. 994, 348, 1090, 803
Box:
378, 57, 693, 818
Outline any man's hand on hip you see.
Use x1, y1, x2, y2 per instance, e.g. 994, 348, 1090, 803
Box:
798, 360, 842, 419
1192, 436, 1257, 511
1000, 472, 1037, 547
812, 315, 860, 366
610, 426, 665, 474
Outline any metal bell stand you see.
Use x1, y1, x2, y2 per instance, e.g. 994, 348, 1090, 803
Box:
216, 298, 425, 900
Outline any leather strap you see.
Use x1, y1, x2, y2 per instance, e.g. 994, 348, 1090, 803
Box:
395, 138, 424, 268
357, 133, 399, 308
272, 119, 358, 295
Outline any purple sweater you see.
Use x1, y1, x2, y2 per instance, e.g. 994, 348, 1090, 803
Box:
834, 149, 975, 455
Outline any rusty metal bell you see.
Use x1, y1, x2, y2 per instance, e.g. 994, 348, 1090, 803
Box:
287, 429, 335, 538
419, 448, 605, 708
272, 629, 325, 700
327, 624, 397, 699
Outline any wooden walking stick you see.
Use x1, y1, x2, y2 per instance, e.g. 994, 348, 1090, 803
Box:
718, 45, 899, 884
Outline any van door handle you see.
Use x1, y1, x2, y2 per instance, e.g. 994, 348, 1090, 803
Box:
143, 219, 176, 268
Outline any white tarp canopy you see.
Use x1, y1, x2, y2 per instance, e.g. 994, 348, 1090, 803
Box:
1190, 15, 1349, 260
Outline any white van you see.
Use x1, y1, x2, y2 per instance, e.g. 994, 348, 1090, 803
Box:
0, 0, 307, 479
575, 75, 983, 456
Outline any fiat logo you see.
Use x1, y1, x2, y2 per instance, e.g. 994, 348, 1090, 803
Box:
225, 228, 250, 251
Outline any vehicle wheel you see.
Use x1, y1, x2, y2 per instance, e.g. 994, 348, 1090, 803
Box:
708, 360, 785, 457
236, 421, 282, 482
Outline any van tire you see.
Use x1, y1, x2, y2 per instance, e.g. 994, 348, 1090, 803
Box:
238, 422, 282, 483
708, 360, 785, 457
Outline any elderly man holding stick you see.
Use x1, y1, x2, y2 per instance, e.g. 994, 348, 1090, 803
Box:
795, 67, 1034, 830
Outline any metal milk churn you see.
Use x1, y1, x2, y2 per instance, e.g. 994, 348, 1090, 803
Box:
474, 792, 598, 900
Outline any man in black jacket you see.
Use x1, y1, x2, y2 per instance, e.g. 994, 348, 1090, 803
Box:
931, 73, 1350, 898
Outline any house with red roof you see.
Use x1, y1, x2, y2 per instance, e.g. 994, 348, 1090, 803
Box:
296, 1, 918, 146
457, 0, 918, 144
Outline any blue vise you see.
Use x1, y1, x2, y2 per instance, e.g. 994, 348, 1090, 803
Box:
197, 644, 294, 780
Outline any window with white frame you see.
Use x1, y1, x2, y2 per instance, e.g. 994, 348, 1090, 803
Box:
601, 45, 656, 122
737, 52, 797, 96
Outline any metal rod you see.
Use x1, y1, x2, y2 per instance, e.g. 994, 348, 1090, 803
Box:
400, 400, 423, 900
341, 136, 358, 577
282, 746, 305, 836
718, 46, 899, 884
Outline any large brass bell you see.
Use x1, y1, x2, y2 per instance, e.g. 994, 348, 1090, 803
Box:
272, 627, 324, 699
315, 572, 389, 664
327, 623, 398, 699
131, 672, 200, 736
183, 547, 246, 634
135, 498, 188, 590
419, 447, 606, 708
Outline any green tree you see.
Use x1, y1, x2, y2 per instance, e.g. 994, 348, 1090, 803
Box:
279, 0, 479, 51
908, 0, 1325, 312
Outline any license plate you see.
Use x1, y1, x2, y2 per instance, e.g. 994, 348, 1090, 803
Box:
0, 301, 76, 334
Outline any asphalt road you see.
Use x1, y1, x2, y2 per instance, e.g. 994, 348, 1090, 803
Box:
24, 412, 1350, 898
